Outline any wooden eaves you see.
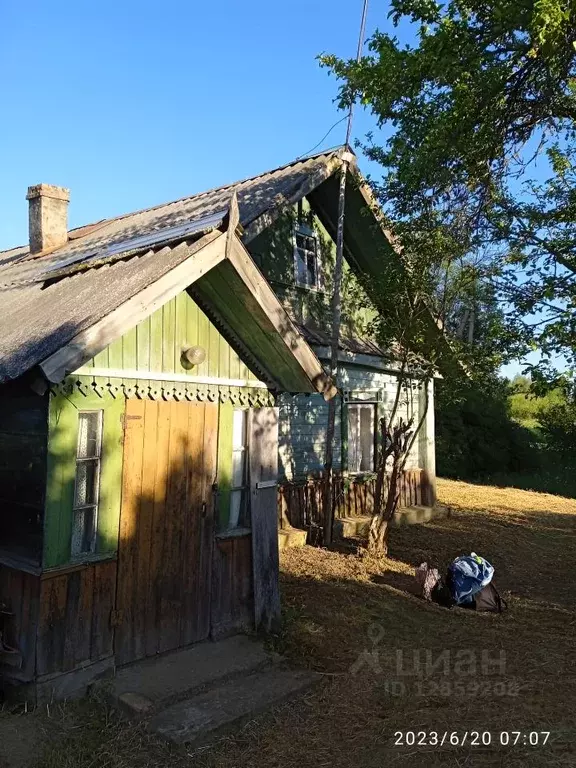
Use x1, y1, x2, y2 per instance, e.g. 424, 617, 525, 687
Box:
39, 209, 336, 399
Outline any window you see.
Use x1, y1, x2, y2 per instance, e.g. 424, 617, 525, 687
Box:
229, 409, 249, 529
294, 224, 319, 288
348, 403, 376, 473
71, 411, 103, 556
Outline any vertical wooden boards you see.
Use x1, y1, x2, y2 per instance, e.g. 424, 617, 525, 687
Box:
90, 560, 116, 661
144, 399, 170, 657
157, 400, 187, 654
132, 400, 157, 661
211, 534, 253, 638
80, 291, 263, 382
115, 400, 218, 665
36, 561, 116, 677
44, 395, 78, 568
45, 391, 125, 569
198, 402, 217, 639
97, 396, 125, 554
0, 565, 41, 681
114, 398, 145, 666
179, 402, 204, 647
249, 407, 281, 633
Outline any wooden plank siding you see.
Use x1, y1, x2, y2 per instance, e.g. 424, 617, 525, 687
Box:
249, 407, 281, 632
0, 389, 48, 565
0, 564, 41, 681
36, 560, 116, 677
44, 391, 124, 569
278, 469, 433, 541
211, 534, 253, 639
81, 291, 260, 384
114, 400, 218, 666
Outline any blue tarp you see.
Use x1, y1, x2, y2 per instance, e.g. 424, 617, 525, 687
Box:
449, 553, 494, 605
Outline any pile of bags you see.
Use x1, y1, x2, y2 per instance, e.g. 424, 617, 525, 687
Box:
415, 553, 507, 613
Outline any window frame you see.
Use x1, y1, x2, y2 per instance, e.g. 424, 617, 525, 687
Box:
293, 222, 320, 290
228, 408, 250, 531
71, 410, 103, 557
346, 400, 378, 475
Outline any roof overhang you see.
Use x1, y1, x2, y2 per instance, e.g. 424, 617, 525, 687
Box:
305, 159, 465, 379
39, 221, 336, 398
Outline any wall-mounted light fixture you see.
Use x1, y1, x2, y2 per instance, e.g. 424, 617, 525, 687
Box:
181, 345, 207, 369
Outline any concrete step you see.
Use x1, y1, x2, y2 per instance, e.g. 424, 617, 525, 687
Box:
334, 516, 371, 539
394, 504, 451, 526
148, 664, 319, 746
334, 504, 451, 539
107, 635, 277, 715
278, 527, 307, 551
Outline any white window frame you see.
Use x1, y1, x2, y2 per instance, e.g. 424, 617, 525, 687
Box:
347, 401, 378, 474
293, 223, 320, 289
71, 410, 103, 557
229, 409, 249, 530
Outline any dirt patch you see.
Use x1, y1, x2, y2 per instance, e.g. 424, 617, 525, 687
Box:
0, 709, 45, 768
5, 479, 576, 767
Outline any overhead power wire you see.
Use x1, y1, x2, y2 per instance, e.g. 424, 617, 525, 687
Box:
296, 116, 348, 161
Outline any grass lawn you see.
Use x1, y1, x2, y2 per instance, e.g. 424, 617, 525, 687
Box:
4, 478, 576, 767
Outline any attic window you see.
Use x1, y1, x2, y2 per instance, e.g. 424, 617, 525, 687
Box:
294, 223, 319, 289
71, 411, 103, 557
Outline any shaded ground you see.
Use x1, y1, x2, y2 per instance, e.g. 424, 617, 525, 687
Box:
3, 478, 576, 767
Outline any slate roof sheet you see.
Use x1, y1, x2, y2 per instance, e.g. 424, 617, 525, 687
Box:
0, 151, 342, 382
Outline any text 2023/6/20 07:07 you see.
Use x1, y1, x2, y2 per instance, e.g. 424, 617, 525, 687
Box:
394, 732, 551, 747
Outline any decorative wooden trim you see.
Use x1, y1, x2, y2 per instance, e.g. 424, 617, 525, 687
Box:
53, 376, 276, 407
73, 368, 269, 389
39, 231, 227, 383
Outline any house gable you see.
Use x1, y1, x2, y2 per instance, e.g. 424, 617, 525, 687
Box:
248, 198, 379, 349
74, 290, 267, 401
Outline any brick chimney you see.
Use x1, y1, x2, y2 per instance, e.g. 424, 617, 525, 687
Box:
26, 183, 70, 254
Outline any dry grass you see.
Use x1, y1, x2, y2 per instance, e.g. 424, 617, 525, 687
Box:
18, 479, 576, 767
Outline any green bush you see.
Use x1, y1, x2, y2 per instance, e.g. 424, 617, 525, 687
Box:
538, 400, 576, 456
436, 378, 540, 480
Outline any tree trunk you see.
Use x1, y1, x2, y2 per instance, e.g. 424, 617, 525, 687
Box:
367, 463, 401, 555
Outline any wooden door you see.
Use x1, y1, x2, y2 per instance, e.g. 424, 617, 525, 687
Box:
115, 399, 218, 666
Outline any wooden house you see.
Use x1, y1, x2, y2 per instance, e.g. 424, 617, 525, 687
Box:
0, 149, 440, 701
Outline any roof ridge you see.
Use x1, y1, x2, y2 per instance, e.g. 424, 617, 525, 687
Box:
0, 146, 345, 256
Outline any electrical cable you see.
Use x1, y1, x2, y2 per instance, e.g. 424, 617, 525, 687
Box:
295, 116, 348, 161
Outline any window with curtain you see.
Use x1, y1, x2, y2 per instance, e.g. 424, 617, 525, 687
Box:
71, 411, 103, 556
347, 403, 376, 473
229, 409, 249, 529
294, 224, 319, 288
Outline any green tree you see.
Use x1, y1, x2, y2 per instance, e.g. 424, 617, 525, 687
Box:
321, 0, 576, 378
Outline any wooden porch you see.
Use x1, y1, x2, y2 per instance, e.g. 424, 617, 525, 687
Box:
278, 469, 435, 543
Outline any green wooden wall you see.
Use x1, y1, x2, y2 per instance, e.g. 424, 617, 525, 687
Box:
44, 390, 124, 569
82, 291, 261, 383
249, 198, 377, 340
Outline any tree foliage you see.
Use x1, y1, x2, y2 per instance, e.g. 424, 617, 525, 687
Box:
321, 0, 576, 377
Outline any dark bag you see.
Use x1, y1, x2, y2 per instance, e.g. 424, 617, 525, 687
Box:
461, 582, 507, 613
431, 580, 455, 608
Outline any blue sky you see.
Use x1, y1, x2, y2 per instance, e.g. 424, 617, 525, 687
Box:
0, 0, 382, 250
0, 1, 549, 378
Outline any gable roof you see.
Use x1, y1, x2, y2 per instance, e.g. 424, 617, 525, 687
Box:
0, 151, 345, 388
0, 146, 459, 387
